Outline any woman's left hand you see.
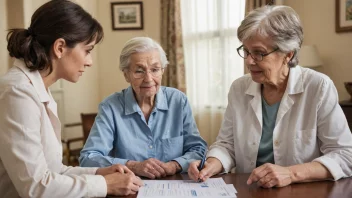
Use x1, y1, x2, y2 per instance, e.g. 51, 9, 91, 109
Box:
247, 163, 292, 188
96, 164, 132, 176
160, 161, 182, 176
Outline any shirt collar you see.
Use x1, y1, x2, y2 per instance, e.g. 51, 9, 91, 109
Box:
124, 86, 169, 115
245, 66, 304, 97
14, 59, 51, 103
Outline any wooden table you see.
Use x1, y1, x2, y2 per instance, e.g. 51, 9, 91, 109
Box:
109, 173, 352, 198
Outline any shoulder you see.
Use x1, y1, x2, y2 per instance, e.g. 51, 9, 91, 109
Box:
229, 74, 253, 94
0, 67, 37, 100
99, 89, 126, 106
0, 67, 32, 90
299, 66, 334, 89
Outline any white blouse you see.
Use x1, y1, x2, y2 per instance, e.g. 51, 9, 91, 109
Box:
0, 60, 107, 198
207, 66, 352, 180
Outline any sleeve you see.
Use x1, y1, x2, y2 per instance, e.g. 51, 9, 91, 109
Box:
79, 102, 129, 167
0, 85, 107, 198
171, 95, 208, 172
206, 83, 236, 173
313, 78, 352, 180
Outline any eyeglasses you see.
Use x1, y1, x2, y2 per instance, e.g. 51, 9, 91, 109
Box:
129, 67, 164, 79
236, 45, 279, 62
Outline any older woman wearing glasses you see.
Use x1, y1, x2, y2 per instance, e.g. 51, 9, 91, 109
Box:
80, 37, 207, 179
188, 5, 352, 188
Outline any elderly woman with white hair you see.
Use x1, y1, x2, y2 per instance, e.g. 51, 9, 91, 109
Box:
80, 37, 207, 179
188, 5, 352, 188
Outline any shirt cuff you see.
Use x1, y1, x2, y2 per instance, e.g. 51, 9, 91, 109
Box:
84, 174, 107, 197
172, 157, 188, 173
80, 167, 99, 175
313, 156, 344, 180
113, 158, 129, 165
207, 147, 235, 173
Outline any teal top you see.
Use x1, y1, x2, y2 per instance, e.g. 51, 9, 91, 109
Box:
256, 96, 280, 167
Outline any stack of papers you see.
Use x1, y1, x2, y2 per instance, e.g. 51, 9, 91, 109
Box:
137, 178, 237, 198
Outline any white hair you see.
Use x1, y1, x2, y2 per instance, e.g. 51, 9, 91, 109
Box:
237, 5, 303, 67
119, 37, 169, 71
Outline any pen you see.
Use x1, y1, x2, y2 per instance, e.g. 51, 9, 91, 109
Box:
197, 149, 207, 182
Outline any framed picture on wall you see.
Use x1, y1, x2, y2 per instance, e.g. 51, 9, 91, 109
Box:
111, 2, 144, 30
336, 0, 352, 32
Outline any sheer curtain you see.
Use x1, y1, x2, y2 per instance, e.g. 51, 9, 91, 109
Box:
181, 0, 245, 145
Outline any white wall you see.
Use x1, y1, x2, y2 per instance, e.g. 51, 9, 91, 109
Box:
60, 0, 101, 140
285, 0, 352, 101
97, 0, 161, 99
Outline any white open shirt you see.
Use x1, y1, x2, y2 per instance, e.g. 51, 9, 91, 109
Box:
0, 59, 107, 198
207, 66, 352, 180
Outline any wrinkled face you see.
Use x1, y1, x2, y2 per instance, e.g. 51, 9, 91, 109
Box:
243, 36, 289, 84
57, 40, 96, 82
124, 50, 163, 99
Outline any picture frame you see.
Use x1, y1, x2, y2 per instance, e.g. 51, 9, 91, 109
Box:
336, 0, 352, 33
111, 2, 144, 30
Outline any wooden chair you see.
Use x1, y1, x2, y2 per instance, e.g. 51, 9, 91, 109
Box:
65, 113, 97, 166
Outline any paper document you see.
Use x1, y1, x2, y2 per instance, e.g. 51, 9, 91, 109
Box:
137, 178, 237, 198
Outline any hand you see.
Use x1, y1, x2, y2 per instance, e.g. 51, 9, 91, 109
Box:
247, 163, 292, 188
96, 164, 132, 176
188, 157, 223, 182
126, 158, 166, 179
159, 161, 182, 176
104, 172, 143, 196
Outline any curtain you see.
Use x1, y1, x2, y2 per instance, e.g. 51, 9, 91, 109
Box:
160, 0, 186, 93
181, 0, 245, 145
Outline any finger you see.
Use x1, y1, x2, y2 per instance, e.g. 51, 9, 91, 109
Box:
257, 174, 271, 186
133, 176, 144, 187
148, 166, 161, 178
144, 162, 162, 178
198, 163, 212, 180
114, 165, 125, 173
151, 163, 166, 177
144, 171, 155, 179
201, 173, 211, 182
262, 179, 276, 188
247, 164, 270, 184
141, 166, 156, 179
123, 166, 134, 175
188, 161, 201, 181
130, 183, 141, 192
130, 191, 137, 194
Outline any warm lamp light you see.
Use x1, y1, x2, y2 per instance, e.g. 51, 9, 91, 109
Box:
298, 45, 323, 68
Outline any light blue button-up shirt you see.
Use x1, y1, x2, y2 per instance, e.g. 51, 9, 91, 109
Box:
79, 86, 207, 172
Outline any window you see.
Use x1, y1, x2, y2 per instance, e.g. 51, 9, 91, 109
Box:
181, 0, 245, 108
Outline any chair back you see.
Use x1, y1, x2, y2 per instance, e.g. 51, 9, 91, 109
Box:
80, 113, 97, 144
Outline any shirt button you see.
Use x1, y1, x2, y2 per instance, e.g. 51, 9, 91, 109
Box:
252, 142, 256, 145
251, 161, 254, 165
149, 145, 153, 149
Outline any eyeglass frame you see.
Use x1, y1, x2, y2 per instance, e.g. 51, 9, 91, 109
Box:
126, 67, 165, 79
236, 44, 279, 62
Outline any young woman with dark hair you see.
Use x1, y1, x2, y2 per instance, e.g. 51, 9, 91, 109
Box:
0, 1, 142, 197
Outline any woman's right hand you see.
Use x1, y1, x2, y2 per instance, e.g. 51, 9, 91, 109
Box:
188, 157, 223, 182
126, 158, 166, 179
104, 172, 143, 196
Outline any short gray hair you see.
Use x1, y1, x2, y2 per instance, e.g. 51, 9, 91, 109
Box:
119, 37, 169, 71
237, 5, 303, 67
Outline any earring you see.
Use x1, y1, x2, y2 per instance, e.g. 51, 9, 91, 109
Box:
58, 56, 61, 59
